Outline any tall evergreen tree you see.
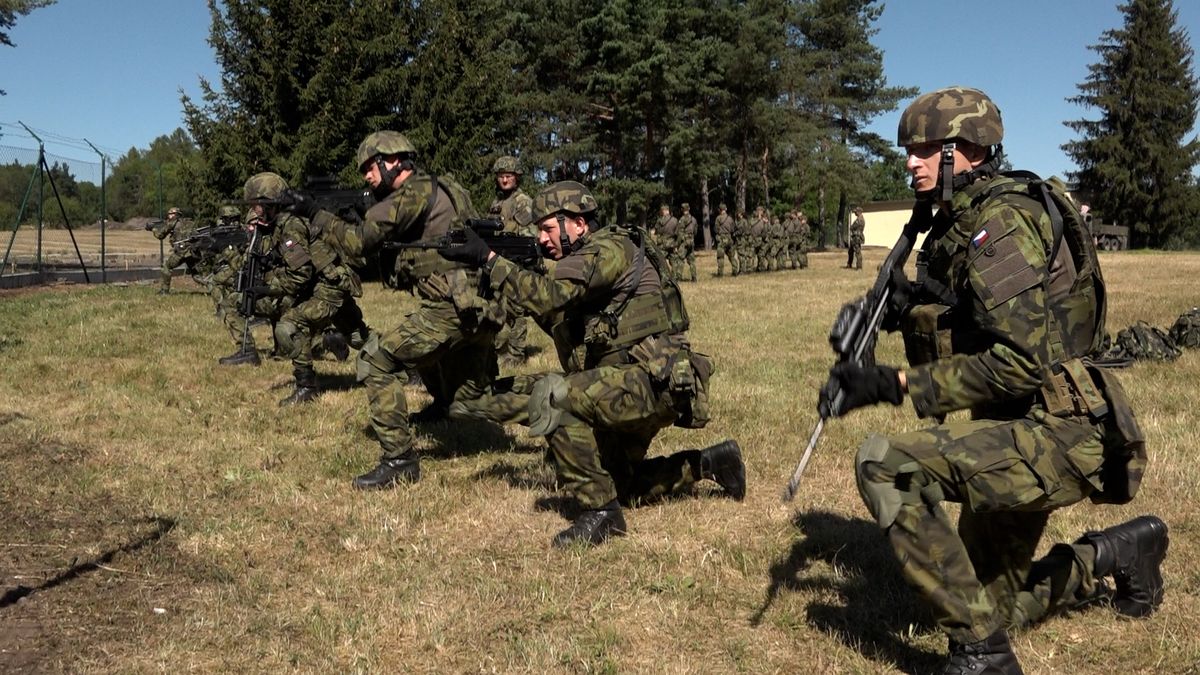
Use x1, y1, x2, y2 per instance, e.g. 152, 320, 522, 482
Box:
1064, 0, 1200, 248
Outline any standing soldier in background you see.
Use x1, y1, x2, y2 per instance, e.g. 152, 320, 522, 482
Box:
488, 155, 536, 367
243, 172, 371, 406
795, 211, 810, 269
735, 208, 755, 273
713, 203, 738, 277
197, 205, 246, 318
847, 206, 865, 270
769, 213, 786, 271
677, 202, 699, 282
824, 85, 1166, 674
152, 206, 196, 295
439, 181, 745, 547
294, 131, 503, 489
655, 204, 681, 281
750, 206, 769, 272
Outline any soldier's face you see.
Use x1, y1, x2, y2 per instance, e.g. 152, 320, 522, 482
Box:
537, 214, 586, 259
905, 141, 985, 193
496, 172, 518, 191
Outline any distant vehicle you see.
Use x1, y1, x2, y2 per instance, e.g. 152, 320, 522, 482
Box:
1085, 214, 1130, 251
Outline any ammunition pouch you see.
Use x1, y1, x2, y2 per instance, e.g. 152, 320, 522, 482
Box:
1039, 357, 1145, 504
901, 303, 953, 368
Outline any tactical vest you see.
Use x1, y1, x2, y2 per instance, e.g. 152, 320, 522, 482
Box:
386, 173, 479, 292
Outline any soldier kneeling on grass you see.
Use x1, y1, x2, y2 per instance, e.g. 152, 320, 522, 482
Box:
440, 181, 746, 548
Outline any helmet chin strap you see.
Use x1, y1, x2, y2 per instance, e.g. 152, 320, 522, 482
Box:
939, 142, 956, 202
555, 213, 572, 255
373, 156, 414, 199
920, 142, 1004, 202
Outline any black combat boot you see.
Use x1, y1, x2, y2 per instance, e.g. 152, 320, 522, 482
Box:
322, 331, 351, 361
410, 402, 449, 424
942, 630, 1023, 675
218, 346, 261, 367
553, 500, 627, 548
352, 454, 421, 490
1078, 515, 1168, 617
279, 367, 320, 406
701, 440, 746, 501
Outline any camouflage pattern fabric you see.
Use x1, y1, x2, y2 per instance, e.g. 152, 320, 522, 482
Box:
155, 217, 197, 291
734, 214, 755, 273
314, 170, 502, 461
678, 211, 698, 282
1099, 320, 1182, 363
489, 187, 535, 237
847, 214, 865, 269
457, 225, 707, 508
713, 210, 738, 276
1169, 307, 1200, 349
655, 212, 682, 281
856, 172, 1144, 645
750, 211, 769, 272
795, 215, 810, 269
896, 86, 1004, 148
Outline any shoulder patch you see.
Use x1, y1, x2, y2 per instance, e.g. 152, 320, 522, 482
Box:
968, 218, 1045, 310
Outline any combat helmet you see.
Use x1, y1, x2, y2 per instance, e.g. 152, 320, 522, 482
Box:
354, 130, 416, 170
243, 172, 289, 201
530, 181, 598, 223
219, 205, 241, 220
166, 206, 182, 218
897, 86, 1005, 200
492, 155, 523, 175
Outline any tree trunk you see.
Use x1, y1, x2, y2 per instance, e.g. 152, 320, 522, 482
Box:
700, 175, 712, 250
836, 191, 848, 249
736, 140, 748, 216
760, 145, 770, 208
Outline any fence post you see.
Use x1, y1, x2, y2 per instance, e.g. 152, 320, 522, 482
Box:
84, 139, 109, 283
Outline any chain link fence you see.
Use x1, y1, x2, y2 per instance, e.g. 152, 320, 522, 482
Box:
1, 134, 167, 287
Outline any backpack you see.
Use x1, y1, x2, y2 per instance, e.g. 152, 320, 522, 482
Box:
1101, 321, 1182, 363
1168, 307, 1200, 349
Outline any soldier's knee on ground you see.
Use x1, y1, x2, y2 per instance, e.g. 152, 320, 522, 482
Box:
273, 319, 306, 360
855, 434, 944, 530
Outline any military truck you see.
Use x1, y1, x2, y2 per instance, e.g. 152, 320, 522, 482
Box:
1084, 213, 1130, 250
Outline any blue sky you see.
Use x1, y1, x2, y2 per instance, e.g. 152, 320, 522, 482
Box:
2, 1, 1199, 180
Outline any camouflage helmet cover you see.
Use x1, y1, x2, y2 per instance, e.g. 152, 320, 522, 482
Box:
681, 202, 690, 210
166, 206, 182, 218
897, 86, 1003, 148
492, 155, 523, 174
219, 205, 241, 219
531, 181, 599, 222
355, 130, 416, 170
243, 172, 290, 201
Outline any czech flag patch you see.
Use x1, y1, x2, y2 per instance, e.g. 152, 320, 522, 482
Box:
971, 229, 990, 249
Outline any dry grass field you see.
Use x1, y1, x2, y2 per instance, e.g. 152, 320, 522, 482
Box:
1, 247, 1198, 673
2, 227, 164, 270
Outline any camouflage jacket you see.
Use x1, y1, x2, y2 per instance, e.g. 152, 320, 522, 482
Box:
154, 217, 194, 244
678, 214, 697, 249
315, 171, 493, 316
734, 216, 751, 240
904, 176, 1088, 420
268, 212, 360, 299
487, 187, 535, 237
749, 215, 768, 239
655, 215, 680, 247
486, 225, 686, 372
714, 213, 735, 240
849, 215, 865, 245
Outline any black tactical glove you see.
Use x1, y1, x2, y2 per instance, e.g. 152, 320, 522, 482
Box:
818, 362, 903, 418
438, 226, 493, 267
881, 266, 913, 332
287, 190, 320, 220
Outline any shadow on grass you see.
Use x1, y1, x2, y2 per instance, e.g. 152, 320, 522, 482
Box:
0, 516, 177, 610
752, 509, 941, 674
315, 372, 360, 393
474, 457, 558, 492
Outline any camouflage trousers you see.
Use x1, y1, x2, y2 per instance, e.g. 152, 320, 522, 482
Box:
755, 243, 771, 271
359, 300, 498, 460
220, 291, 290, 349
664, 246, 684, 282
275, 281, 368, 373
847, 242, 862, 270
854, 411, 1107, 644
715, 239, 738, 276
682, 245, 697, 282
452, 365, 700, 509
494, 314, 530, 364
792, 244, 809, 269
160, 251, 192, 291
736, 243, 757, 273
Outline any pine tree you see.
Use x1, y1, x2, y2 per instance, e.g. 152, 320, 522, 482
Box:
1064, 0, 1200, 248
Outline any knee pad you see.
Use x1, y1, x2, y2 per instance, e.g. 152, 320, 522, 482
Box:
355, 331, 392, 383
527, 373, 573, 436
855, 435, 943, 530
273, 319, 304, 360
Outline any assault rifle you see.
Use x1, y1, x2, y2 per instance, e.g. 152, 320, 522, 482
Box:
381, 218, 547, 273
781, 201, 933, 502
144, 219, 163, 232
234, 219, 274, 353
172, 223, 248, 256
302, 175, 375, 224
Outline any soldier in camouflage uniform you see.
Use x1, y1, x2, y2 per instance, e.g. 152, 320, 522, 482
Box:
244, 173, 371, 405
488, 156, 536, 367
195, 205, 245, 318
713, 203, 738, 277
677, 202, 698, 282
152, 206, 197, 294
734, 209, 754, 273
795, 211, 810, 269
298, 131, 503, 489
441, 182, 746, 547
847, 206, 865, 270
769, 213, 786, 271
820, 86, 1167, 674
654, 204, 681, 281
749, 206, 769, 272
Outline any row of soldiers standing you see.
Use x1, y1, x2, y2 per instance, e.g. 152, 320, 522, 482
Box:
712, 204, 810, 277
